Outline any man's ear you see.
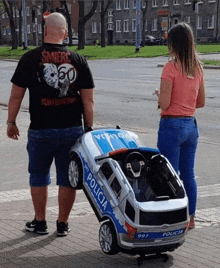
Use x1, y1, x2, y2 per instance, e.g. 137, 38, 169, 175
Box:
44, 25, 47, 37
64, 29, 67, 39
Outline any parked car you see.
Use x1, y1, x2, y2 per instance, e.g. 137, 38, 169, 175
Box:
63, 36, 78, 45
144, 35, 162, 46
85, 39, 96, 45
68, 127, 189, 261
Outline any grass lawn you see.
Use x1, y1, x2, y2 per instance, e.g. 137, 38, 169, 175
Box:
0, 44, 220, 65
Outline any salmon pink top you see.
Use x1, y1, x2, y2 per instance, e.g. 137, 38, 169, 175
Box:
160, 61, 204, 116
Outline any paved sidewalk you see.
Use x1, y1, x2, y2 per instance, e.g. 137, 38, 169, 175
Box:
157, 52, 220, 69
0, 107, 220, 268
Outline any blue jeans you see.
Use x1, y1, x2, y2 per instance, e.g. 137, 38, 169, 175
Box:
27, 126, 83, 187
157, 118, 199, 216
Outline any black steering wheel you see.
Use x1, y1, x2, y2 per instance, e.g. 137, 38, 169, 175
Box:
124, 152, 147, 179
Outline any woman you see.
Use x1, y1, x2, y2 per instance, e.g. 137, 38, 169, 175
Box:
156, 23, 205, 229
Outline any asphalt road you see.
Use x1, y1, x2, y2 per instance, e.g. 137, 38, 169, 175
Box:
0, 56, 220, 246
0, 57, 219, 190
1, 56, 220, 141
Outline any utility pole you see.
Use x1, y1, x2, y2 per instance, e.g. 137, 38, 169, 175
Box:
216, 0, 220, 42
195, 1, 198, 43
22, 0, 28, 49
135, 0, 141, 52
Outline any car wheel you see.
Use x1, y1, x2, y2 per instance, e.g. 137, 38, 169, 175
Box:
68, 152, 83, 189
99, 221, 119, 255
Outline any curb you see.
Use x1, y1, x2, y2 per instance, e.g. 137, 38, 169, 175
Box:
1, 58, 220, 69
157, 63, 220, 69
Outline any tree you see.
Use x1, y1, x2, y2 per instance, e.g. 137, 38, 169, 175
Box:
59, 0, 73, 46
78, 0, 98, 50
2, 0, 17, 49
100, 0, 112, 47
41, 1, 52, 42
141, 0, 148, 47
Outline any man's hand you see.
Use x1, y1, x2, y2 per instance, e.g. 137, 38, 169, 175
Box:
7, 125, 20, 140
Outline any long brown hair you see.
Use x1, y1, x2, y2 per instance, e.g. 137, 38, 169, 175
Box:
167, 23, 203, 77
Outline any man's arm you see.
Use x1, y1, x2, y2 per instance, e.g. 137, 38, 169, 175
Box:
7, 84, 26, 140
80, 88, 94, 131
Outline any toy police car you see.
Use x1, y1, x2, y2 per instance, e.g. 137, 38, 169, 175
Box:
69, 128, 189, 260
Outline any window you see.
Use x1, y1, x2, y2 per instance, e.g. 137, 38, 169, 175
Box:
38, 24, 42, 34
116, 0, 121, 10
152, 18, 157, 31
133, 0, 137, 9
197, 16, 202, 29
111, 177, 122, 198
184, 0, 191, 4
67, 3, 71, 14
16, 9, 20, 17
132, 19, 136, 32
27, 25, 31, 34
161, 18, 168, 31
26, 7, 30, 16
142, 0, 146, 8
92, 22, 97, 33
208, 15, 214, 28
173, 0, 179, 4
125, 201, 135, 222
98, 1, 102, 12
3, 27, 6, 35
124, 19, 129, 32
108, 10, 113, 16
33, 24, 36, 33
108, 17, 113, 23
108, 24, 113, 30
152, 0, 157, 7
2, 13, 5, 18
163, 0, 168, 6
124, 0, 129, 9
145, 20, 148, 31
184, 16, 190, 23
116, 20, 121, 32
37, 6, 41, 15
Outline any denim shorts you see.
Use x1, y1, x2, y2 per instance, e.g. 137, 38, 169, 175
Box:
27, 126, 83, 187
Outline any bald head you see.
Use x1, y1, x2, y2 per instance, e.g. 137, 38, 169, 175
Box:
45, 12, 67, 29
44, 12, 67, 44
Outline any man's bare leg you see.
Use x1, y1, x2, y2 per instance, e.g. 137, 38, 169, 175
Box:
31, 186, 48, 221
58, 186, 76, 223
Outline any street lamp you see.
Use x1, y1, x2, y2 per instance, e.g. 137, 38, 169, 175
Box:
135, 0, 141, 52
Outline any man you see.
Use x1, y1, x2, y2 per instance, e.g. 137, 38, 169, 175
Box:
7, 13, 94, 236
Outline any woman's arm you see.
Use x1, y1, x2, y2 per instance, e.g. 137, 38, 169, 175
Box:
158, 78, 172, 111
196, 83, 205, 108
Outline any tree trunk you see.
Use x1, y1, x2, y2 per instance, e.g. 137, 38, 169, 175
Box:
3, 0, 18, 49
60, 0, 72, 46
78, 0, 98, 50
18, 8, 22, 46
100, 1, 105, 47
78, 1, 85, 50
100, 1, 112, 48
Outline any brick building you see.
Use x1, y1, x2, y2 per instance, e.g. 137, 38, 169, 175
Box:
86, 0, 220, 44
0, 0, 219, 46
0, 0, 79, 46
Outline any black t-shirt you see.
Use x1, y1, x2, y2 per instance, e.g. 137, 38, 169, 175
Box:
11, 43, 94, 129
